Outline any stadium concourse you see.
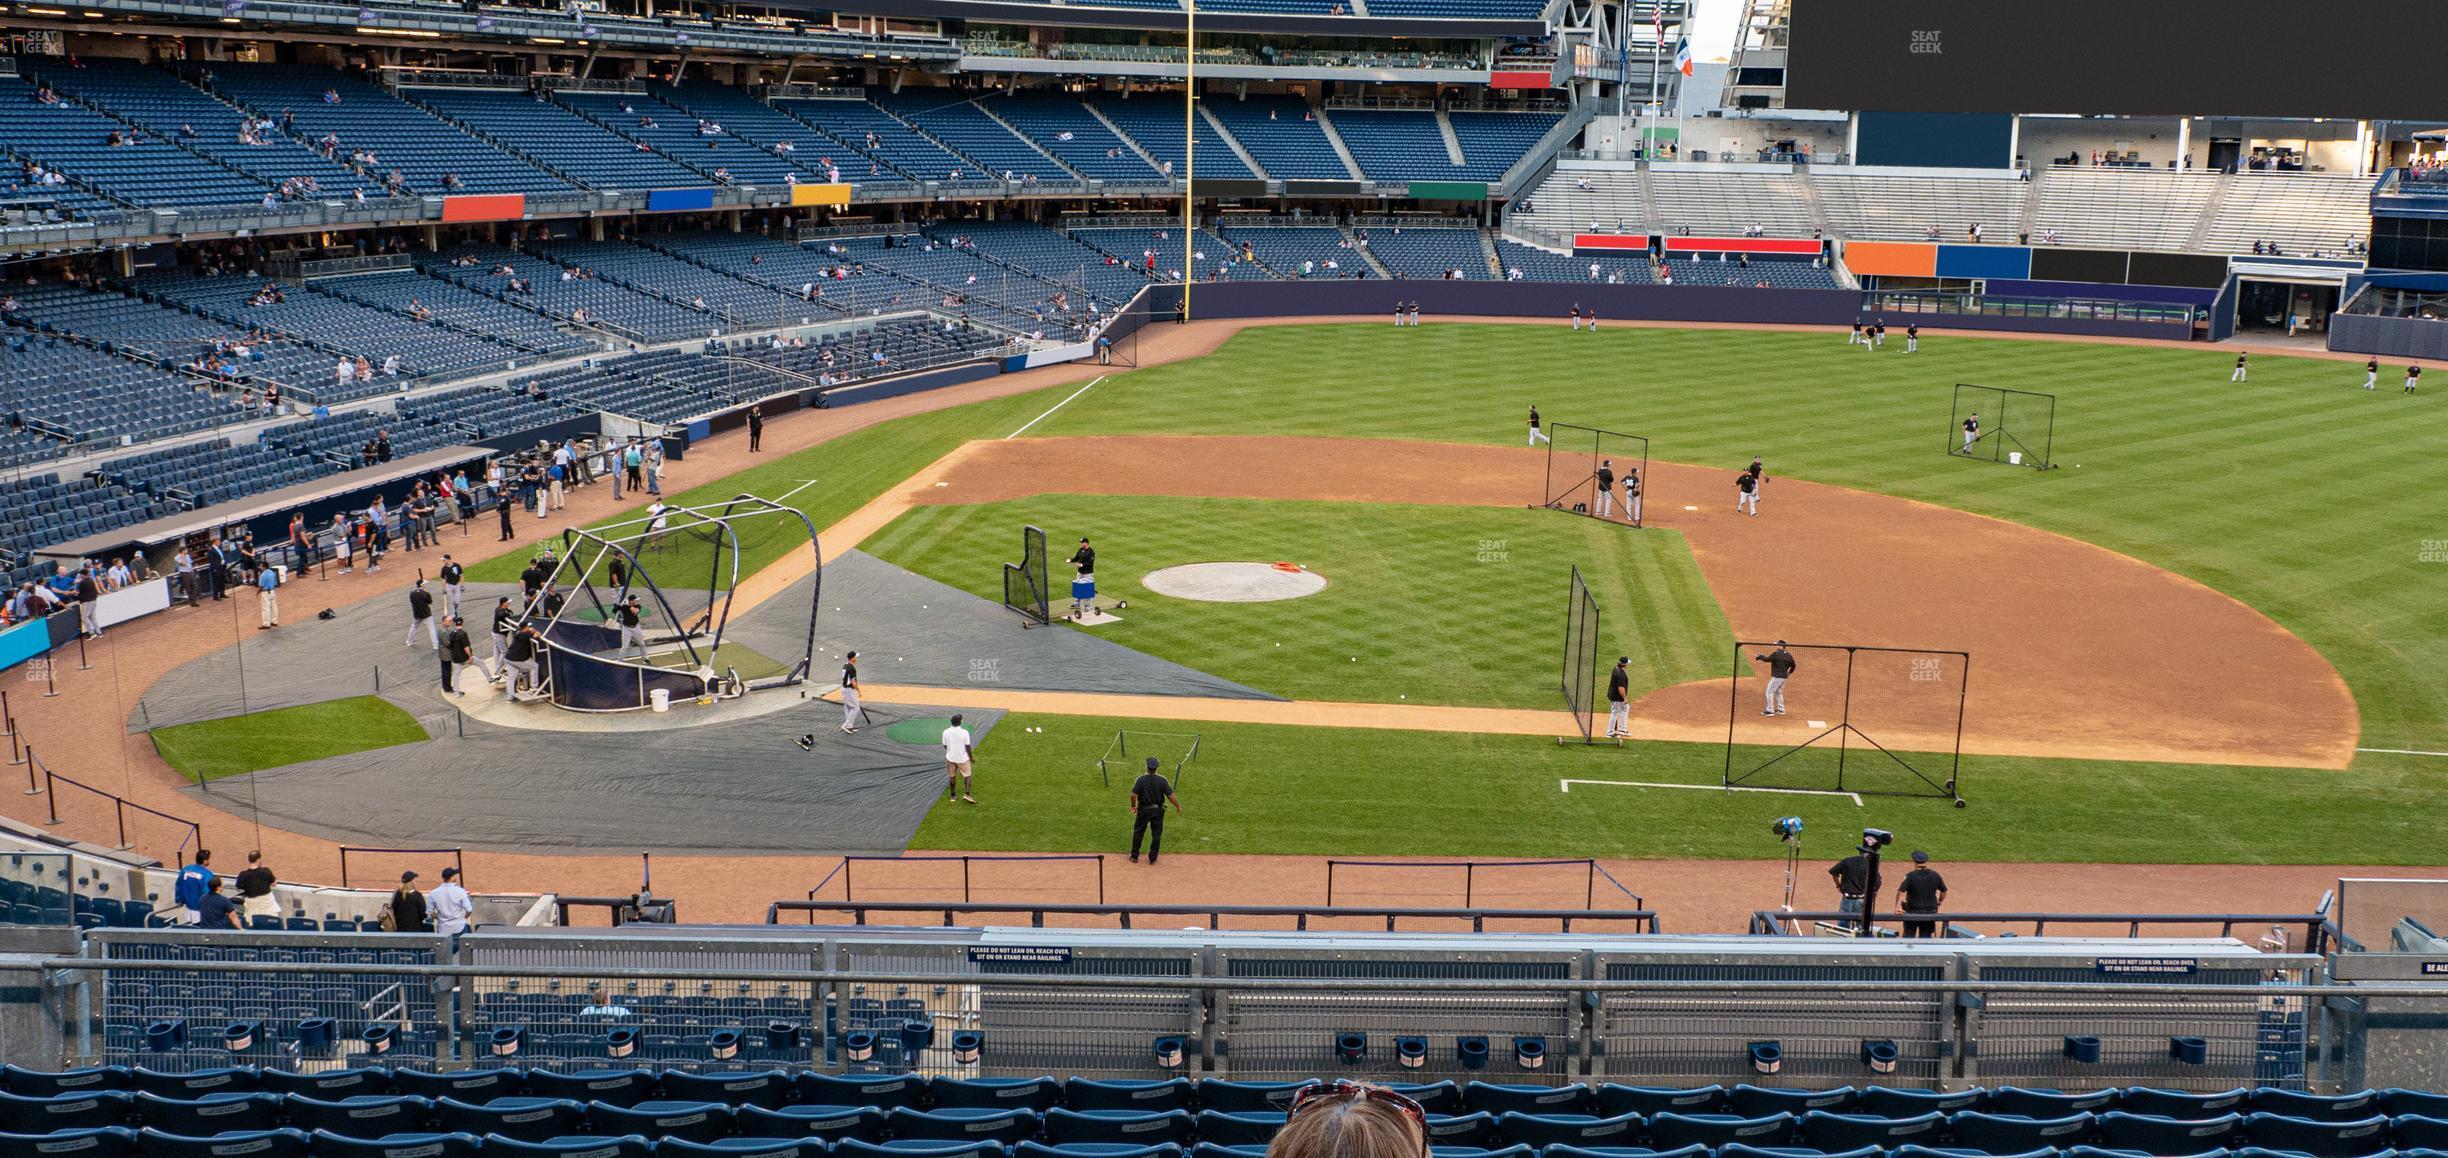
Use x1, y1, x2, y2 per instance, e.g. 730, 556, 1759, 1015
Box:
0, 314, 2392, 933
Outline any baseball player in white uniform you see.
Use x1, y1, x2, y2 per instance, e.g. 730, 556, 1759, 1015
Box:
1752, 641, 1796, 715
1961, 412, 1980, 453
1594, 459, 1616, 518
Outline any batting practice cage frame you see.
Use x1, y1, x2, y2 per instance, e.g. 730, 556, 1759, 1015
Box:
1539, 422, 1650, 528
530, 495, 821, 712
1723, 641, 1970, 804
1002, 524, 1051, 627
1949, 383, 2056, 470
1558, 566, 1604, 745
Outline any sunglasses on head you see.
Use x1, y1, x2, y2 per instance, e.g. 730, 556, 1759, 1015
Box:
1288, 1081, 1429, 1149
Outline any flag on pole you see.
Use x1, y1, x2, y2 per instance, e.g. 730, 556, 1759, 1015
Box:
1673, 37, 1694, 77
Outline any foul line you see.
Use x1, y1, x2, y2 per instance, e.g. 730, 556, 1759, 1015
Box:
1561, 778, 1864, 806
2359, 747, 2448, 758
1005, 375, 1104, 440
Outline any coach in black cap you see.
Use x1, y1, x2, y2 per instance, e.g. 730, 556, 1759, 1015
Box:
1897, 850, 1948, 938
1127, 756, 1182, 865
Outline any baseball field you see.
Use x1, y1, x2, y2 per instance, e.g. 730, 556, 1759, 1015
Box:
477, 320, 2448, 868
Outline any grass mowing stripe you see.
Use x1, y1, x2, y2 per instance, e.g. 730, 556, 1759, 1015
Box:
151, 696, 429, 784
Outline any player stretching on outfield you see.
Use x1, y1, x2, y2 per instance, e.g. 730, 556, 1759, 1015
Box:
2231, 352, 2250, 382
1528, 405, 1550, 447
1752, 641, 1796, 715
1905, 323, 1919, 353
1594, 459, 1616, 518
1961, 412, 1980, 453
1734, 469, 1760, 516
2366, 357, 2379, 390
2409, 364, 2423, 395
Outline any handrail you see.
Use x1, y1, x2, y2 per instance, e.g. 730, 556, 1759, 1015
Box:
39, 753, 203, 857
1751, 908, 2332, 952
767, 898, 1661, 933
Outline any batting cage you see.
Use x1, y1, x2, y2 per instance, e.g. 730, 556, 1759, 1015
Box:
1559, 566, 1602, 744
1096, 729, 1202, 787
1539, 422, 1650, 528
1949, 384, 2056, 470
1002, 524, 1050, 627
1723, 641, 1969, 804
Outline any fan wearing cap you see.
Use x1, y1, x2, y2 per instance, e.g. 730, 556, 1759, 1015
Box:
389, 871, 430, 933
430, 866, 473, 941
1896, 850, 1948, 938
1606, 656, 1632, 739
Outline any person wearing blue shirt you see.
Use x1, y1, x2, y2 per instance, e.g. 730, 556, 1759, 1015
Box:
44, 564, 76, 602
174, 850, 215, 925
195, 877, 241, 930
256, 565, 280, 630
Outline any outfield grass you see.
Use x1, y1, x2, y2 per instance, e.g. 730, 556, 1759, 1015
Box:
464, 386, 1068, 586
911, 713, 2448, 865
863, 495, 1729, 707
1026, 325, 2448, 759
151, 696, 429, 784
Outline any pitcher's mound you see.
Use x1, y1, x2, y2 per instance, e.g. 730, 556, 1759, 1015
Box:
1143, 562, 1327, 603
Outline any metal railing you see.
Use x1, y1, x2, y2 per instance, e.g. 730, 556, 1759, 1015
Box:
766, 898, 1664, 933
1752, 909, 2333, 952
37, 752, 202, 859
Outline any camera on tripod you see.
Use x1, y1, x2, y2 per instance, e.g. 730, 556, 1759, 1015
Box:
1858, 827, 1894, 854
1769, 817, 1804, 842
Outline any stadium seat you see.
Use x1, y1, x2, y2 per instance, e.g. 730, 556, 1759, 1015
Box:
661, 1071, 794, 1110
2256, 1093, 2384, 1123
0, 1089, 135, 1133
1190, 1145, 1267, 1158
838, 1140, 1008, 1158
1948, 1110, 2099, 1151
1645, 1112, 1798, 1150
935, 1077, 1066, 1113
799, 1074, 926, 1111
1392, 1084, 1465, 1116
1728, 1087, 1857, 1117
889, 1106, 1040, 1144
1467, 1084, 1593, 1115
587, 1100, 736, 1144
434, 1097, 587, 1141
2384, 1094, 2448, 1120
660, 1140, 829, 1157
1020, 1143, 1186, 1158
393, 1069, 523, 1102
255, 1068, 389, 1098
1419, 1111, 1500, 1148
2243, 1114, 2393, 1157
1990, 1090, 2124, 1118
1, 1065, 129, 1096
135, 1126, 311, 1158
1042, 1108, 1196, 1145
479, 1137, 655, 1158
0, 1126, 138, 1157
1718, 1145, 1881, 1158
1433, 1146, 1533, 1158
1859, 1088, 1987, 1117
1543, 1146, 1709, 1158
1595, 1088, 1725, 1118
2125, 1091, 2251, 1119
2235, 1149, 2395, 1158
1069, 1080, 1194, 1114
529, 1070, 661, 1108
284, 1094, 433, 1135
1495, 1111, 1645, 1148
128, 1066, 257, 1098
1195, 1082, 1314, 1114
2396, 1116, 2448, 1150
1801, 1111, 1947, 1149
308, 1131, 485, 1158
1893, 1146, 2058, 1158
1192, 1110, 1288, 1146
2065, 1148, 2232, 1158
2097, 1112, 2245, 1152
737, 1104, 887, 1141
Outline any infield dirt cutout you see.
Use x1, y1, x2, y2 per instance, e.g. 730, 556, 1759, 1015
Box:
894, 434, 2357, 771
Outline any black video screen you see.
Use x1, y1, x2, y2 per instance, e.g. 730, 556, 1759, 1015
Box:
1786, 0, 2448, 120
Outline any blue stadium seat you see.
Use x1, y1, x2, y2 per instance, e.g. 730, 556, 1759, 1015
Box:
737, 1104, 887, 1142
934, 1077, 1066, 1113
128, 1066, 257, 1098
1991, 1091, 2123, 1118
391, 1070, 523, 1103
308, 1131, 485, 1158
1194, 1082, 1312, 1114
1496, 1111, 1645, 1148
1391, 1084, 1464, 1116
0, 1089, 135, 1133
1189, 1145, 1267, 1158
1948, 1110, 2098, 1151
1645, 1112, 1798, 1150
255, 1068, 389, 1099
0, 1126, 138, 1157
1541, 1146, 1708, 1158
1800, 1110, 1946, 1150
888, 1107, 1040, 1145
2243, 1113, 2392, 1157
658, 1140, 829, 1157
530, 1071, 660, 1109
1728, 1088, 1856, 1117
1718, 1145, 1881, 1158
2096, 1112, 2245, 1153
587, 1100, 736, 1144
1190, 1111, 1287, 1146
2256, 1093, 2383, 1124
2065, 1148, 2231, 1158
2397, 1117, 2448, 1150
1467, 1084, 1592, 1116
837, 1141, 1007, 1158
1893, 1147, 2058, 1158
1596, 1088, 1725, 1118
2384, 1094, 2448, 1120
285, 1094, 434, 1135
658, 1071, 794, 1111
1419, 1112, 1500, 1148
481, 1137, 656, 1158
2125, 1092, 2251, 1119
2235, 1149, 2392, 1158
135, 1126, 311, 1158
1859, 1088, 1986, 1117
1067, 1080, 1192, 1114
434, 1097, 588, 1141
135, 1090, 283, 1134
798, 1074, 925, 1111
1042, 1108, 1195, 1146
1, 1065, 129, 1096
1019, 1144, 1184, 1158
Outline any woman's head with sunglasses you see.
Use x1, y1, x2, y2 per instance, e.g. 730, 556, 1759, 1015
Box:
1268, 1081, 1429, 1158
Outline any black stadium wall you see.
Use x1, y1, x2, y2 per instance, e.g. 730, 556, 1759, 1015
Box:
1132, 281, 2191, 340
1853, 112, 2013, 170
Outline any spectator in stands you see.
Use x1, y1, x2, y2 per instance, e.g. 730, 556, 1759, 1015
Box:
234, 851, 278, 925
174, 850, 215, 925
105, 557, 131, 591
579, 987, 633, 1018
196, 877, 241, 931
1271, 1082, 1427, 1158
431, 865, 473, 942
173, 546, 200, 607
387, 871, 429, 932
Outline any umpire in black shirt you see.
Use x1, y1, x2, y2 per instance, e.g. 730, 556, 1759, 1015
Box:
1127, 756, 1182, 865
